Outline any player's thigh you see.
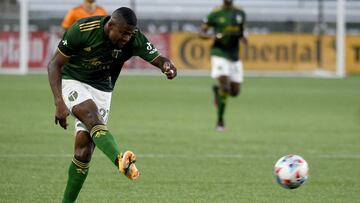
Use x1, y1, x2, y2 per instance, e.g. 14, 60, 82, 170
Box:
211, 56, 231, 79
62, 79, 99, 130
62, 79, 111, 132
73, 83, 112, 133
72, 100, 103, 132
86, 83, 112, 123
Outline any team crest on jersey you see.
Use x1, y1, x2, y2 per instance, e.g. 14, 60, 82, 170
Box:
112, 49, 122, 58
219, 17, 226, 24
83, 47, 92, 52
68, 91, 78, 102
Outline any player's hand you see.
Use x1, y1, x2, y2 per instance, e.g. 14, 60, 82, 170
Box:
163, 61, 177, 80
241, 37, 248, 45
55, 101, 69, 129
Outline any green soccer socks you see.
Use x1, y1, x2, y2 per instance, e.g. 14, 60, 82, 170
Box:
217, 89, 228, 126
62, 158, 89, 203
90, 125, 120, 165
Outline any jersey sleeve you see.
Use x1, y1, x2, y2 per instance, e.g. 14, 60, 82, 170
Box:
204, 10, 216, 26
57, 23, 84, 57
238, 9, 246, 36
132, 31, 161, 63
240, 9, 246, 26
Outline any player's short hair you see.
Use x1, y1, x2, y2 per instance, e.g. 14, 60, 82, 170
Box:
112, 7, 137, 26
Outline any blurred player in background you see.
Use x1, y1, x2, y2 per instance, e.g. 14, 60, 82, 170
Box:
199, 0, 247, 131
61, 0, 107, 31
48, 7, 177, 203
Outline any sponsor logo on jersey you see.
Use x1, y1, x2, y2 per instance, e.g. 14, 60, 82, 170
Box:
224, 25, 240, 33
84, 47, 92, 52
219, 17, 226, 24
146, 42, 158, 54
83, 57, 112, 66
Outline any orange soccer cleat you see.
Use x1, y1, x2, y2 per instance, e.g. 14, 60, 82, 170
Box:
118, 151, 140, 180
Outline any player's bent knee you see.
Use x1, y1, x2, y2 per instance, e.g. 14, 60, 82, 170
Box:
230, 84, 241, 97
74, 145, 94, 163
72, 100, 105, 130
230, 90, 240, 97
75, 141, 94, 160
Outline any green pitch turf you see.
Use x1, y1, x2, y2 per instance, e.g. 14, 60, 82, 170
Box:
0, 74, 359, 202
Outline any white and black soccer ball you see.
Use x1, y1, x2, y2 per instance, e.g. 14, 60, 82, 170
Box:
274, 154, 309, 189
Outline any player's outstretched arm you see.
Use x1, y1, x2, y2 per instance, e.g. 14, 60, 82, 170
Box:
198, 23, 213, 39
151, 56, 177, 80
198, 23, 223, 40
47, 50, 70, 129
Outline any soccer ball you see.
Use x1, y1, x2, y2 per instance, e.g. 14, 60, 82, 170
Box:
274, 154, 309, 189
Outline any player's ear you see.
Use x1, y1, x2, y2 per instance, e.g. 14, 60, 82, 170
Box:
108, 20, 114, 28
108, 19, 119, 30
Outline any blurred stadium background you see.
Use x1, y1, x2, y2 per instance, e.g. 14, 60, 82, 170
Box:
0, 1, 360, 202
0, 0, 359, 76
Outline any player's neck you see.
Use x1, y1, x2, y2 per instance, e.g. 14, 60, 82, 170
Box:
223, 4, 233, 9
83, 2, 96, 13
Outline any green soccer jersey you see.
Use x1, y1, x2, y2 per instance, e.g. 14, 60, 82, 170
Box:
204, 5, 246, 61
58, 16, 160, 92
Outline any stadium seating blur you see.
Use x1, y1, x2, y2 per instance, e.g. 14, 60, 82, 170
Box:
0, 0, 359, 33
17, 0, 360, 21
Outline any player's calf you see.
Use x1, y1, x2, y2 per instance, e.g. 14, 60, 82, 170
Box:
212, 85, 220, 107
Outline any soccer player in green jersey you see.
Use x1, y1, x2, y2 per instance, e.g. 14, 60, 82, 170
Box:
199, 0, 247, 131
48, 7, 177, 203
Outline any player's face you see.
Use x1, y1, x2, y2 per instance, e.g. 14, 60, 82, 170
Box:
108, 22, 136, 48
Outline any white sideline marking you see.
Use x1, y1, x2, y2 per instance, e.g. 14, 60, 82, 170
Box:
0, 153, 359, 159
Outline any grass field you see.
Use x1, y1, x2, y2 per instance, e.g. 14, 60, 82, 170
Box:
0, 74, 359, 203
